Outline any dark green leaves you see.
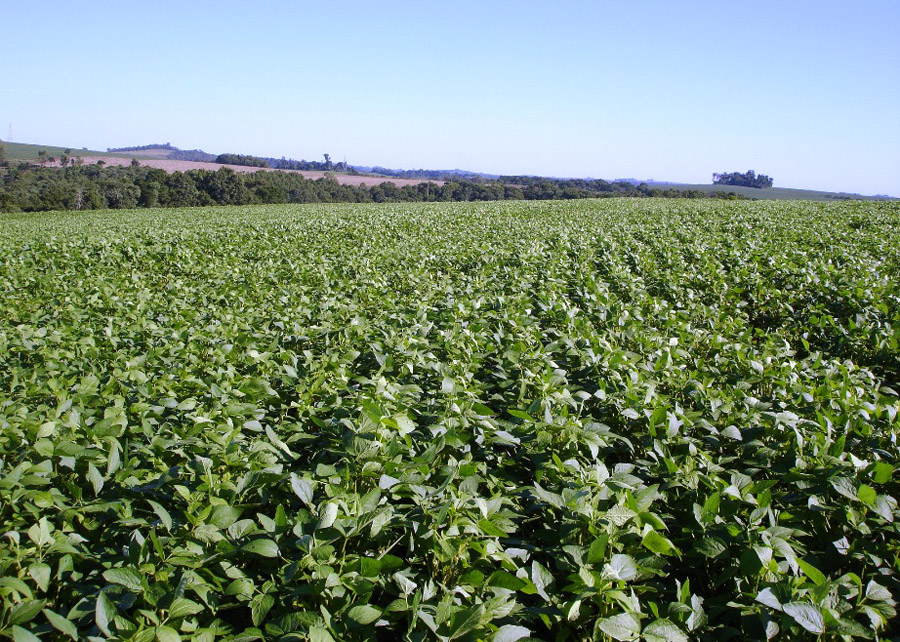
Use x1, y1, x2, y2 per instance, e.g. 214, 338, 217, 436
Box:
1, 199, 898, 642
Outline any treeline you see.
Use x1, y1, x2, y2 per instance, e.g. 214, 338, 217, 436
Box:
0, 162, 748, 213
107, 143, 178, 152
214, 154, 269, 168
712, 170, 774, 188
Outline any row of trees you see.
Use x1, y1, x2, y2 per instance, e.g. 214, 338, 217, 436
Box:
0, 157, 749, 213
712, 170, 774, 188
214, 153, 269, 168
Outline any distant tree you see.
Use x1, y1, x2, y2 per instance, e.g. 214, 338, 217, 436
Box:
0, 144, 6, 166
60, 154, 70, 167
96, 160, 105, 167
131, 158, 140, 168
323, 153, 333, 171
37, 150, 48, 167
712, 170, 773, 188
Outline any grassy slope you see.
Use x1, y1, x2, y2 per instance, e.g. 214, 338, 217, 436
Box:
655, 182, 897, 201
0, 141, 158, 161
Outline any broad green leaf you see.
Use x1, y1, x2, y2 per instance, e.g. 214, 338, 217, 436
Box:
156, 625, 182, 642
865, 580, 892, 602
169, 597, 204, 618
873, 462, 893, 484
596, 612, 641, 641
347, 604, 381, 625
797, 559, 827, 586
694, 537, 727, 558
603, 554, 638, 582
291, 473, 314, 507
644, 619, 688, 642
44, 608, 79, 639
491, 625, 531, 642
12, 627, 41, 642
8, 600, 46, 626
858, 484, 877, 506
209, 505, 242, 528
531, 560, 554, 601
755, 587, 782, 611
318, 502, 339, 529
103, 566, 144, 592
87, 462, 104, 495
783, 602, 825, 634
241, 539, 280, 558
448, 604, 485, 640
251, 594, 275, 627
148, 499, 173, 532
95, 591, 117, 636
309, 626, 335, 642
642, 530, 678, 556
28, 563, 51, 592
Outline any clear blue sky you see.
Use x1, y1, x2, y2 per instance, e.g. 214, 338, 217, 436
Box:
4, 1, 899, 194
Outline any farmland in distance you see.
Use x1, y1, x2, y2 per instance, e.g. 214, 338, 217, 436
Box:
0, 199, 898, 641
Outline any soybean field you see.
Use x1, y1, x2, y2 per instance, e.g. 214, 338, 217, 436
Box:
0, 199, 898, 641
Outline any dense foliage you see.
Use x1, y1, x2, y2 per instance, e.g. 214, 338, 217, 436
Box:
0, 199, 898, 641
0, 165, 745, 213
713, 171, 774, 189
214, 155, 270, 169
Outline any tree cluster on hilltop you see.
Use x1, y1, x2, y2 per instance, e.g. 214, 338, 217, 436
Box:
713, 170, 774, 188
107, 143, 178, 152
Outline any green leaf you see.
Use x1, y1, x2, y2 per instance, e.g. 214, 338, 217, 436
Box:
87, 462, 104, 495
28, 563, 51, 592
251, 594, 274, 627
291, 473, 314, 507
448, 604, 485, 640
642, 530, 678, 557
755, 587, 782, 611
156, 625, 182, 642
44, 608, 79, 639
347, 604, 381, 625
240, 538, 280, 558
12, 626, 41, 642
309, 626, 335, 642
783, 602, 825, 634
318, 502, 339, 529
357, 557, 382, 578
865, 580, 892, 602
694, 537, 727, 558
95, 590, 117, 636
797, 559, 827, 586
8, 600, 46, 626
596, 612, 641, 641
644, 619, 688, 642
491, 625, 531, 642
169, 596, 204, 619
209, 505, 242, 528
603, 554, 638, 582
858, 484, 877, 507
531, 560, 554, 601
873, 462, 893, 484
148, 499, 173, 532
103, 566, 144, 592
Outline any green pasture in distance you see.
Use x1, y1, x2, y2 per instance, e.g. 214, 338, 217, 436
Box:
650, 182, 897, 201
0, 199, 898, 641
0, 140, 156, 161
